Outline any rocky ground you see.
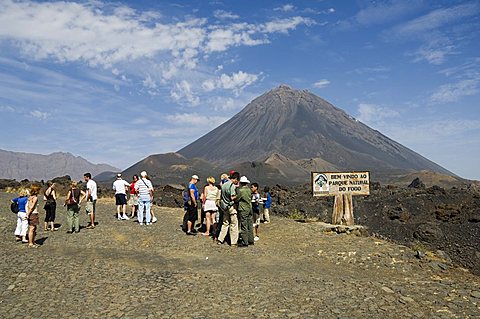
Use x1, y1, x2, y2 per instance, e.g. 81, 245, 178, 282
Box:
1, 191, 480, 318
266, 182, 480, 276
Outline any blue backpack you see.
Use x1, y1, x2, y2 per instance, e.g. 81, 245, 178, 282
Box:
183, 189, 190, 207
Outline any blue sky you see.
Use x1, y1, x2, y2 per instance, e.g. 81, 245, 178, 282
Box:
0, 0, 479, 180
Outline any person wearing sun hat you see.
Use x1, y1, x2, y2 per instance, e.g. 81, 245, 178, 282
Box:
134, 171, 154, 225
235, 176, 254, 247
185, 174, 200, 235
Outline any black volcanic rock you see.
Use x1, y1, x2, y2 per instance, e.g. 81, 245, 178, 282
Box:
408, 177, 426, 189
178, 85, 454, 176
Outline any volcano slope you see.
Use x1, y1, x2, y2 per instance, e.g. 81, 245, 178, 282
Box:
1, 192, 479, 318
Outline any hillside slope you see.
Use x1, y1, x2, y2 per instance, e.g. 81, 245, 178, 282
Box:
0, 149, 119, 181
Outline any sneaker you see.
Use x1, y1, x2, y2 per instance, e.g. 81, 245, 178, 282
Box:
263, 221, 270, 224
152, 216, 157, 223
146, 222, 151, 225
254, 236, 260, 241
139, 222, 144, 225
117, 216, 122, 220
122, 215, 130, 220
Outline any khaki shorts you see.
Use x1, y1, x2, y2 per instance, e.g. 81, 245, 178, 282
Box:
86, 200, 96, 214
128, 194, 138, 206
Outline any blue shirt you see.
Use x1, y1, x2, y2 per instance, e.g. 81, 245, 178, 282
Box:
12, 196, 28, 212
263, 192, 271, 209
189, 182, 199, 201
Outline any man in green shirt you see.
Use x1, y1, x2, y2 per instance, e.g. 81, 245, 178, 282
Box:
236, 176, 254, 247
217, 172, 239, 245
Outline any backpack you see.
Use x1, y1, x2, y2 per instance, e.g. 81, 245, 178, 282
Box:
10, 201, 19, 214
183, 188, 191, 207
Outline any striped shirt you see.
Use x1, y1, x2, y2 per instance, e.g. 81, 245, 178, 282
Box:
134, 178, 153, 201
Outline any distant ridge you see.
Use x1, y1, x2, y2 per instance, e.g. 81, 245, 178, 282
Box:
0, 149, 119, 181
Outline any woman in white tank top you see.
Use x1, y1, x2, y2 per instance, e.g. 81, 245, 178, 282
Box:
202, 176, 219, 237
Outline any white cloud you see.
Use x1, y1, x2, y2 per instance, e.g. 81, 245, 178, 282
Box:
30, 110, 49, 120
142, 75, 157, 90
164, 113, 228, 127
411, 37, 457, 65
430, 79, 480, 104
438, 58, 480, 82
274, 4, 295, 12
348, 66, 389, 75
205, 26, 267, 52
261, 16, 314, 34
0, 105, 15, 112
0, 1, 207, 68
355, 0, 423, 26
356, 103, 399, 126
219, 71, 258, 91
0, 1, 316, 111
170, 80, 200, 106
313, 79, 330, 88
213, 10, 239, 20
0, 1, 313, 70
201, 71, 260, 95
201, 79, 216, 92
390, 3, 480, 38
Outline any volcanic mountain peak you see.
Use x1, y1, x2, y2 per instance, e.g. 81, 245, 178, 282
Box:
174, 85, 455, 180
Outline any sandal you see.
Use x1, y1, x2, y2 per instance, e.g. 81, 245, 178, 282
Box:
22, 240, 29, 243
28, 244, 39, 248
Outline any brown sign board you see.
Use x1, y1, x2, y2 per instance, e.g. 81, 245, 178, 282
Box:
312, 172, 370, 197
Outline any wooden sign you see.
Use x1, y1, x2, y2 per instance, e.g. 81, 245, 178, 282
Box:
311, 172, 370, 226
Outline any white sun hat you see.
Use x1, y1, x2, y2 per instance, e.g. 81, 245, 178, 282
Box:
239, 176, 250, 183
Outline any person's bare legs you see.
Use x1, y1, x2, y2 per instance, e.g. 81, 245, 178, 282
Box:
28, 225, 36, 246
203, 212, 211, 235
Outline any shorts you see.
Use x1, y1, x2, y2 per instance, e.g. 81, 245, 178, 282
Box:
115, 194, 127, 205
128, 194, 138, 206
28, 213, 39, 226
253, 208, 261, 227
86, 200, 96, 214
204, 199, 218, 212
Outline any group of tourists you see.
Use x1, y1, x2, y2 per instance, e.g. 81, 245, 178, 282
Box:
112, 171, 157, 225
11, 173, 98, 248
10, 169, 272, 249
183, 171, 272, 247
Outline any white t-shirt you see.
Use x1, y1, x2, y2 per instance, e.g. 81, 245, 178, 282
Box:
86, 179, 98, 201
113, 179, 130, 195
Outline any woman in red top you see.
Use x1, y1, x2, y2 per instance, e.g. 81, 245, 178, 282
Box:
128, 175, 139, 218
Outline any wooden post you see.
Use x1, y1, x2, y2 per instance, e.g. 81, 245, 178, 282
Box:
333, 194, 354, 226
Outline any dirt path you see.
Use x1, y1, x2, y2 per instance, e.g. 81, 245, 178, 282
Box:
1, 193, 479, 318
